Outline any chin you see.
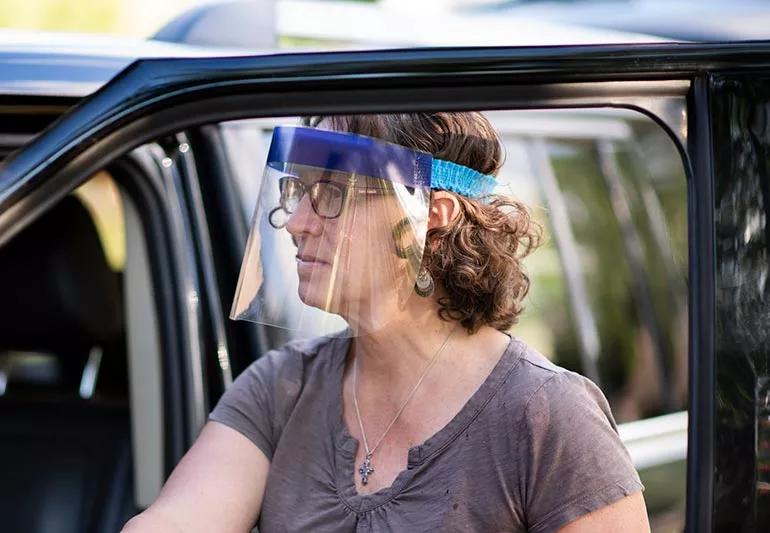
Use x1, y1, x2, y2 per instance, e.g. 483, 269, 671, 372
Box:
296, 279, 339, 313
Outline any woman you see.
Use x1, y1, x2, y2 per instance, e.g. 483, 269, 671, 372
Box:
124, 112, 649, 532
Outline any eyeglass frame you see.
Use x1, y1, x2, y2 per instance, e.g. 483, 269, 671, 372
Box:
273, 174, 396, 221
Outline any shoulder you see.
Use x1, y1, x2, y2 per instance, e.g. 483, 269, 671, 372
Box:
265, 332, 345, 360
244, 332, 348, 383
501, 338, 616, 433
215, 332, 347, 422
503, 339, 606, 410
502, 340, 642, 533
208, 333, 348, 459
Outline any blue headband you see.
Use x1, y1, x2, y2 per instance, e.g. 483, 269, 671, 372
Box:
430, 158, 497, 198
267, 126, 497, 198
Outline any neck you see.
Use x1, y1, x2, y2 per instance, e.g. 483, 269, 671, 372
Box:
347, 290, 444, 373
347, 297, 509, 384
352, 320, 453, 377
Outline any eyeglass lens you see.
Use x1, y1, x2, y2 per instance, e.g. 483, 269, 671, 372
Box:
279, 176, 345, 218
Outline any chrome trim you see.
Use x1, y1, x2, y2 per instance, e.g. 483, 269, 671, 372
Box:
619, 410, 688, 469
78, 345, 103, 399
173, 135, 233, 388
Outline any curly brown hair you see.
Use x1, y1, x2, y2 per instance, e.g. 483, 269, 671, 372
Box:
302, 113, 543, 333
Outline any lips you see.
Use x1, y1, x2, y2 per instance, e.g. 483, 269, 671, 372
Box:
294, 240, 331, 267
295, 252, 330, 265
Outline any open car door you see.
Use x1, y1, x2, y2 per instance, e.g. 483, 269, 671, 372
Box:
0, 43, 768, 532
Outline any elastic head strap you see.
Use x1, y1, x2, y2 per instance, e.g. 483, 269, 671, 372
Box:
430, 159, 497, 198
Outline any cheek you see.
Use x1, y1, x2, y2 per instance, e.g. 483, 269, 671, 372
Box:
333, 196, 410, 271
349, 224, 402, 280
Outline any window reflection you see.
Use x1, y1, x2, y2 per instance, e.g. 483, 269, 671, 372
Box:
221, 108, 689, 531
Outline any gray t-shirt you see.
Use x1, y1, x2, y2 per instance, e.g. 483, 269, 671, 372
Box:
209, 333, 643, 533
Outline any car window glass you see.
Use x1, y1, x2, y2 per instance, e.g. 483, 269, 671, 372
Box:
215, 108, 687, 530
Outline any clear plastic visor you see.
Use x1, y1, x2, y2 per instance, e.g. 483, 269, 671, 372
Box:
230, 161, 431, 338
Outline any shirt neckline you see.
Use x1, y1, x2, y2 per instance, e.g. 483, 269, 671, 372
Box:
329, 332, 524, 514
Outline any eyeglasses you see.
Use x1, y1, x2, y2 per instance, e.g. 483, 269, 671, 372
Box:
275, 175, 395, 220
278, 175, 346, 219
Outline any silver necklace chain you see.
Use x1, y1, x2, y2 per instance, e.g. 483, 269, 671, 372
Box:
352, 326, 456, 485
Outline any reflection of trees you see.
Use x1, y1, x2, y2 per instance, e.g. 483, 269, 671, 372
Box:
554, 143, 636, 416
543, 134, 688, 422
712, 77, 770, 531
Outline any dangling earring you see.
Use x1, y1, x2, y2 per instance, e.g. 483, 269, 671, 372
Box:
414, 267, 434, 297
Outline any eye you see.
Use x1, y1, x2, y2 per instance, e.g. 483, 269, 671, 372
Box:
279, 176, 305, 213
311, 181, 345, 218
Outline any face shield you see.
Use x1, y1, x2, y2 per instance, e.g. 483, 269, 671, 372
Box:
230, 125, 432, 337
230, 125, 498, 338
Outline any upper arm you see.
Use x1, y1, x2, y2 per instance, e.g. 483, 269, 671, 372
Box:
123, 346, 301, 532
557, 492, 650, 533
521, 372, 646, 533
123, 421, 270, 533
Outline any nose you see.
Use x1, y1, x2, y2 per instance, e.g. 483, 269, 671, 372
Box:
286, 193, 323, 238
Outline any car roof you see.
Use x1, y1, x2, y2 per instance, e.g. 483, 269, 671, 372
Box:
0, 0, 668, 99
0, 29, 262, 98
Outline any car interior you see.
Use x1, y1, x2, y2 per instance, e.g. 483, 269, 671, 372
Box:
0, 148, 173, 531
0, 190, 134, 532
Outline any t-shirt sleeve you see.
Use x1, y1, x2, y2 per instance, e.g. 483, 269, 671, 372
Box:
520, 372, 644, 533
208, 347, 302, 461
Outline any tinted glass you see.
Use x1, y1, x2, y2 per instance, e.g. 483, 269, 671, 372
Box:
219, 109, 688, 530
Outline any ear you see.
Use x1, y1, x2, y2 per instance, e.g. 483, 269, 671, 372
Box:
428, 191, 461, 230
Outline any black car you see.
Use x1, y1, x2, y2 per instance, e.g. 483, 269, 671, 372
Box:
0, 26, 765, 533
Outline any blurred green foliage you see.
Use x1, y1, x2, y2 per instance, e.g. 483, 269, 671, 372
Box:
0, 0, 120, 33
638, 459, 687, 532
279, 35, 352, 48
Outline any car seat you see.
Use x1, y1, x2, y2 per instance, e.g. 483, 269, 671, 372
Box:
0, 195, 134, 533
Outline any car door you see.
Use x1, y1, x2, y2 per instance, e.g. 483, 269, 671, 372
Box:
0, 43, 766, 532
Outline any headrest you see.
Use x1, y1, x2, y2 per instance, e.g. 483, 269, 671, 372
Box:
0, 195, 123, 353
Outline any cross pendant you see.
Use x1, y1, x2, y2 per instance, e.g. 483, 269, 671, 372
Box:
358, 454, 374, 485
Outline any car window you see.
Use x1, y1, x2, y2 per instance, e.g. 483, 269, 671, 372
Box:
216, 108, 688, 530
503, 111, 687, 532
523, 131, 688, 419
